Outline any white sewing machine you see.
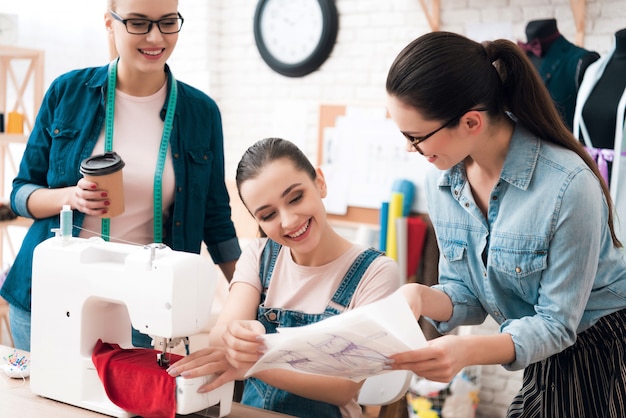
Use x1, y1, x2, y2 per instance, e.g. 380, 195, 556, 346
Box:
30, 234, 234, 417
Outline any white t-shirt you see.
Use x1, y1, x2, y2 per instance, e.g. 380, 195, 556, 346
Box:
231, 238, 402, 418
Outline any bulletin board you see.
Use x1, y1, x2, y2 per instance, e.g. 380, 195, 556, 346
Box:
317, 104, 431, 225
318, 105, 378, 224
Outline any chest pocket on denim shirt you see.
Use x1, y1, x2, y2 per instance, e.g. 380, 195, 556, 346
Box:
187, 148, 213, 194
440, 240, 472, 280
491, 247, 547, 298
48, 122, 80, 177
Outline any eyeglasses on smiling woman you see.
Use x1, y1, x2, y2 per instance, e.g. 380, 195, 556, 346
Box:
109, 10, 184, 35
403, 107, 488, 154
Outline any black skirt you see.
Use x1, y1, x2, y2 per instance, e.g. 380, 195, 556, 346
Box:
507, 308, 626, 418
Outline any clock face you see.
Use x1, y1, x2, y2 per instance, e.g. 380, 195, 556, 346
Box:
259, 0, 324, 65
254, 0, 339, 77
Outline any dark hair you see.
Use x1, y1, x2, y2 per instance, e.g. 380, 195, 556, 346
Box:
386, 31, 621, 247
236, 137, 317, 236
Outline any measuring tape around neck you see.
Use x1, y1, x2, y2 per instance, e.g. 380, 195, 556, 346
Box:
103, 58, 177, 243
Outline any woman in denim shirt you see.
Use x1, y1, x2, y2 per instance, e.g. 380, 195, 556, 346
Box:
385, 32, 626, 417
0, 0, 241, 351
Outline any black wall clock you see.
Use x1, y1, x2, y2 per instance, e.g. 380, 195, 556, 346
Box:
253, 0, 339, 78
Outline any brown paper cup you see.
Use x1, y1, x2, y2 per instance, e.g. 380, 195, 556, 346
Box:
80, 152, 126, 218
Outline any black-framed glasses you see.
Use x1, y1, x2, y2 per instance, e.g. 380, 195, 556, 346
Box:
403, 107, 488, 153
109, 10, 184, 35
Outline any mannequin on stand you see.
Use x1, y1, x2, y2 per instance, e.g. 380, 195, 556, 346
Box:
518, 18, 600, 131
575, 29, 626, 150
573, 28, 626, 240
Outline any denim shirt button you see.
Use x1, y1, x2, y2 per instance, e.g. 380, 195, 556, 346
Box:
492, 195, 498, 201
53, 128, 60, 134
268, 312, 277, 321
464, 202, 470, 208
515, 266, 522, 273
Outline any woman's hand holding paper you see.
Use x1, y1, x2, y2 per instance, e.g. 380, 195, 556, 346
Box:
221, 319, 267, 369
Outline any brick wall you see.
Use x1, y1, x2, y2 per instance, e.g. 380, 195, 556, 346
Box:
169, 0, 626, 182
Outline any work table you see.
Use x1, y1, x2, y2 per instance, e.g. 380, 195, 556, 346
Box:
0, 345, 291, 418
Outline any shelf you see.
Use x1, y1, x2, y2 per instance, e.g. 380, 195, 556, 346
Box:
0, 216, 32, 228
0, 45, 44, 133
1, 134, 28, 200
0, 133, 27, 144
0, 45, 43, 271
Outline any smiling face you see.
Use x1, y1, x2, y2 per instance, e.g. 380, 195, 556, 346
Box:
105, 0, 179, 76
386, 95, 473, 170
239, 158, 328, 256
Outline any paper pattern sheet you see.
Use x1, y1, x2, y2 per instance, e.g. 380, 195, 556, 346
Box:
245, 291, 427, 381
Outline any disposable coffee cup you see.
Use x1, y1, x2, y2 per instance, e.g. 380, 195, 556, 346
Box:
80, 152, 125, 218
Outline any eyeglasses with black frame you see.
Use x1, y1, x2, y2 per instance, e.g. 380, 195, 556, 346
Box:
403, 107, 488, 154
109, 10, 184, 35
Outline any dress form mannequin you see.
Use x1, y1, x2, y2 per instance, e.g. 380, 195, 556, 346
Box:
518, 19, 600, 131
522, 19, 562, 69
573, 29, 626, 242
580, 29, 626, 149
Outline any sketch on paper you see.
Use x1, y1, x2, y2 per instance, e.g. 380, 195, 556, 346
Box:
245, 291, 427, 381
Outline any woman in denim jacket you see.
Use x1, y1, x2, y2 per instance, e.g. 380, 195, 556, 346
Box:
385, 32, 626, 417
0, 0, 241, 351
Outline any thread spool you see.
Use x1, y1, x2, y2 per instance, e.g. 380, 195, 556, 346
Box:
60, 205, 72, 239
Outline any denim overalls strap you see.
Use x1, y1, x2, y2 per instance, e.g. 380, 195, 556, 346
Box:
241, 239, 382, 417
258, 238, 282, 307
324, 246, 383, 316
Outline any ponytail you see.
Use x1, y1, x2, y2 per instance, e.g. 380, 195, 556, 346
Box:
483, 39, 621, 247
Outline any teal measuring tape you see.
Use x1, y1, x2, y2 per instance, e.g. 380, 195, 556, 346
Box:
103, 58, 177, 243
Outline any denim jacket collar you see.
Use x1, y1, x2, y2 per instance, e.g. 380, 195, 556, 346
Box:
437, 123, 541, 191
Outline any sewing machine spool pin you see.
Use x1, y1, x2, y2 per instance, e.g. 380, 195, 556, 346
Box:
144, 243, 167, 267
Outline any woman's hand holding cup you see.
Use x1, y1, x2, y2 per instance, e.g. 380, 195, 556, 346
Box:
72, 177, 112, 216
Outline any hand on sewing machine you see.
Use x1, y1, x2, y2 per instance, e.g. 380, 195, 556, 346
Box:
167, 319, 266, 393
167, 347, 245, 393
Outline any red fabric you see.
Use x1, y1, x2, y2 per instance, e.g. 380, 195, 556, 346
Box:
406, 216, 428, 278
92, 339, 183, 418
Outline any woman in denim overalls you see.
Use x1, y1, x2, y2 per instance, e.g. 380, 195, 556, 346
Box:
169, 138, 402, 417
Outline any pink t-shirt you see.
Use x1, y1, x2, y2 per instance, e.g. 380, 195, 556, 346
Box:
232, 238, 402, 418
80, 83, 175, 245
232, 238, 402, 313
